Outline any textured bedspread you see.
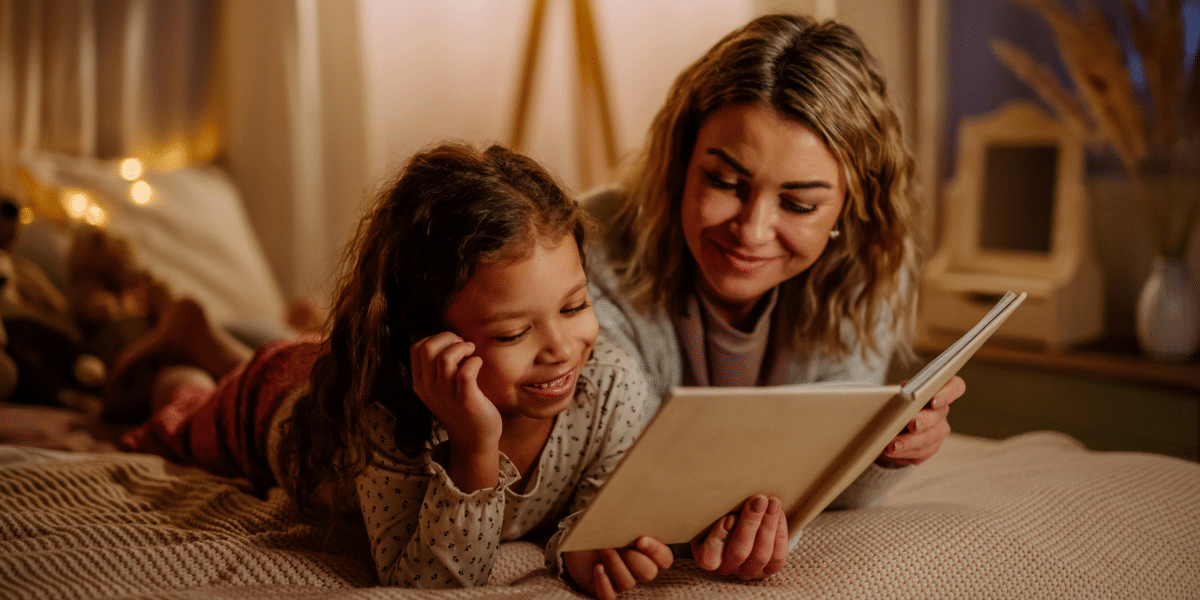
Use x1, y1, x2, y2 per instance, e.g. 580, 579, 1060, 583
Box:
1, 431, 1198, 600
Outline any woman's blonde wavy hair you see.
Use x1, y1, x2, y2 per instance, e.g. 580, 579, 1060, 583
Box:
602, 14, 921, 363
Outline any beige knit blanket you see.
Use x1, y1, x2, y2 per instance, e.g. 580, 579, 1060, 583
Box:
1, 432, 1197, 600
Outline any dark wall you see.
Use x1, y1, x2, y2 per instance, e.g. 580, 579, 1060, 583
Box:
944, 0, 1200, 176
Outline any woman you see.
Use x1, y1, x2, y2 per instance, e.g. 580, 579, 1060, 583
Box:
585, 13, 964, 581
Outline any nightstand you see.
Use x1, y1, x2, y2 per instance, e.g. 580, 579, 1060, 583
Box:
889, 334, 1200, 462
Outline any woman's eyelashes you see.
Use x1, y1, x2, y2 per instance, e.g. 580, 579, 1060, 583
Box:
705, 170, 819, 215
704, 170, 737, 191
781, 197, 817, 214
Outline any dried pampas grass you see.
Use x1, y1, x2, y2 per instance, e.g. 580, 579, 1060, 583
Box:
1120, 0, 1185, 149
990, 39, 1094, 142
995, 0, 1199, 259
1004, 0, 1147, 168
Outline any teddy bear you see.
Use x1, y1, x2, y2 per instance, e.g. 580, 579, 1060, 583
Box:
66, 225, 172, 365
65, 223, 182, 423
0, 194, 106, 413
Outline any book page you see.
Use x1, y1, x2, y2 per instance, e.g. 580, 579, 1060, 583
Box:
903, 291, 1019, 397
904, 291, 1025, 404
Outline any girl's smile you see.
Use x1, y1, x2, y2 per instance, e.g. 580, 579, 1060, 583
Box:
522, 368, 578, 396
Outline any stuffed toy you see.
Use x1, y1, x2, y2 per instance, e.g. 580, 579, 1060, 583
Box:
0, 194, 106, 413
67, 225, 171, 363
66, 224, 175, 422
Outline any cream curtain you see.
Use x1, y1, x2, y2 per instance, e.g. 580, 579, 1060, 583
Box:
219, 0, 369, 303
0, 0, 219, 188
0, 0, 369, 304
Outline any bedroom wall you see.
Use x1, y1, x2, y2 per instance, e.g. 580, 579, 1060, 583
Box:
355, 0, 925, 201
223, 0, 932, 313
216, 0, 929, 308
356, 0, 758, 196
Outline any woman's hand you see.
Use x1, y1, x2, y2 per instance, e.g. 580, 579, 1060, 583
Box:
876, 375, 965, 467
564, 537, 674, 600
410, 332, 503, 490
691, 494, 789, 580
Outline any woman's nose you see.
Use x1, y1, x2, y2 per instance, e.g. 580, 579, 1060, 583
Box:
731, 195, 775, 246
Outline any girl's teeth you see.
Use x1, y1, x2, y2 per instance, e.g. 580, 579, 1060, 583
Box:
529, 373, 570, 389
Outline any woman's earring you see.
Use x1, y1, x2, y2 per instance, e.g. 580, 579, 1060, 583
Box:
829, 229, 841, 240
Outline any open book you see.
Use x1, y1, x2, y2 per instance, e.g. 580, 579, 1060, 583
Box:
558, 291, 1026, 552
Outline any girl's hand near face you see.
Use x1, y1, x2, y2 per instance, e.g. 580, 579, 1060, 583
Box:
564, 537, 674, 600
410, 331, 504, 491
876, 375, 964, 467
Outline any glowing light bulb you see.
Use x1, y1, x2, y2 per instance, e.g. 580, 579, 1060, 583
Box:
119, 158, 143, 181
131, 180, 153, 205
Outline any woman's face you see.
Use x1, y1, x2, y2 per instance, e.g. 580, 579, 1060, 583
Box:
680, 102, 846, 326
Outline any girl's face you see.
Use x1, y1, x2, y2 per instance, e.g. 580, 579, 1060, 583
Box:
443, 233, 598, 422
679, 102, 846, 326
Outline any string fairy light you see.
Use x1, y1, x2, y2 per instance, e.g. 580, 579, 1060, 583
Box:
84, 204, 108, 227
58, 188, 109, 227
119, 158, 144, 181
62, 189, 92, 219
130, 180, 153, 205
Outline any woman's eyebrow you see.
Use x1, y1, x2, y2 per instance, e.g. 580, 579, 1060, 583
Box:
707, 148, 833, 190
706, 148, 751, 176
781, 180, 832, 190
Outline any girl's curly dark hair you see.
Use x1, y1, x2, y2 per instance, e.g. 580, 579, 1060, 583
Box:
276, 142, 590, 516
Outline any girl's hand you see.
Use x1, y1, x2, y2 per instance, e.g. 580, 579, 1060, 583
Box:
877, 375, 964, 467
691, 494, 789, 580
410, 331, 502, 446
564, 537, 673, 600
410, 332, 503, 491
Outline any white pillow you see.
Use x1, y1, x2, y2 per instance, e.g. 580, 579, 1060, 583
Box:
14, 152, 289, 338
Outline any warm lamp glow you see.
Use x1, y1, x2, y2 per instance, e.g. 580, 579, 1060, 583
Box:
119, 158, 144, 181
19, 207, 33, 225
156, 143, 188, 172
131, 180, 153, 205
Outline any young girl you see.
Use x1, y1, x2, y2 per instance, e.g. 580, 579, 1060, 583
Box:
112, 142, 674, 597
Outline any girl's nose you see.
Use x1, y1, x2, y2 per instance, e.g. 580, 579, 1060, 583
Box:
537, 325, 572, 364
730, 195, 775, 247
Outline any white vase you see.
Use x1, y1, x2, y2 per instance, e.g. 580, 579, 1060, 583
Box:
1136, 257, 1200, 361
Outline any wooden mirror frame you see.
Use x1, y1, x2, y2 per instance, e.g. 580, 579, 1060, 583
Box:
943, 100, 1089, 279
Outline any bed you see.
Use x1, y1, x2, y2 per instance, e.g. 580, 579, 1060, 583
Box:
2, 400, 1198, 600
3, 155, 1199, 600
